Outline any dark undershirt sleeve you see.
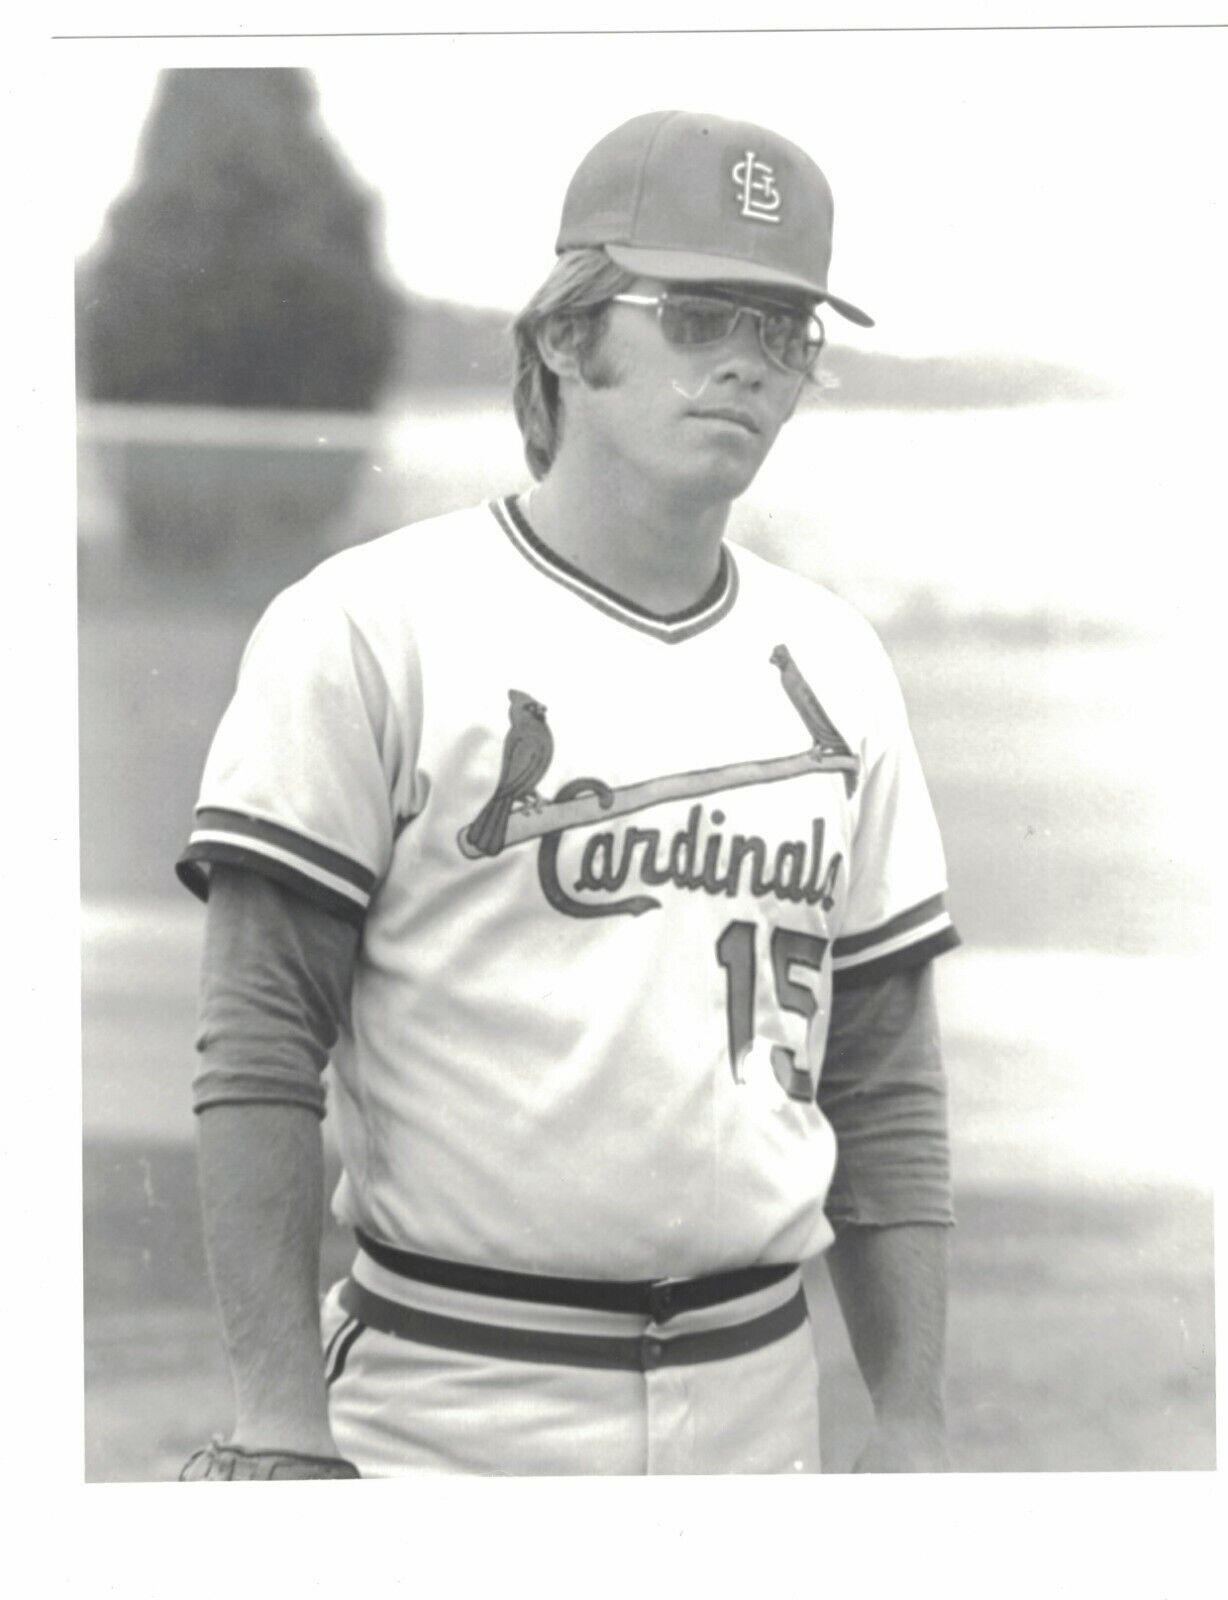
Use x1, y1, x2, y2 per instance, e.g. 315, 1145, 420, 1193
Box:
818, 960, 954, 1229
193, 863, 361, 1118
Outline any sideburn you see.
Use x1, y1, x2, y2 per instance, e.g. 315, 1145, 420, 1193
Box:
577, 340, 624, 390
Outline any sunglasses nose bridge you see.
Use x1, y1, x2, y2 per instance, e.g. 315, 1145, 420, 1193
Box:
715, 304, 775, 370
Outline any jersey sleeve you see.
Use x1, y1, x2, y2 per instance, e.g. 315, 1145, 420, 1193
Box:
176, 579, 413, 926
831, 644, 959, 988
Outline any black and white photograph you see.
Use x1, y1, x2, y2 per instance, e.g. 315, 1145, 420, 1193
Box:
23, 1, 1225, 1580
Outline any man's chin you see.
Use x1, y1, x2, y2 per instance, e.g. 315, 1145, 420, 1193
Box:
663, 445, 767, 503
704, 457, 766, 503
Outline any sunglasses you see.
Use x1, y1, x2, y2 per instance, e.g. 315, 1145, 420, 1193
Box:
610, 290, 826, 375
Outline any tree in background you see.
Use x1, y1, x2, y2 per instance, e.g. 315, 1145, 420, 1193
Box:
80, 68, 400, 410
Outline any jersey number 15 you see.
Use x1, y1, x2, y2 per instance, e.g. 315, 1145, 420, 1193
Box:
715, 922, 829, 1104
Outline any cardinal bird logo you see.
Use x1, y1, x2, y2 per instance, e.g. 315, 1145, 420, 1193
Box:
463, 689, 555, 857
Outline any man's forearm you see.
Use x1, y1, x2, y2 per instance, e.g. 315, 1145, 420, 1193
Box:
196, 1101, 338, 1456
826, 1221, 950, 1469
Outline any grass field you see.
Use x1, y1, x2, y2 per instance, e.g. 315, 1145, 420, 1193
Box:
78, 531, 1216, 1478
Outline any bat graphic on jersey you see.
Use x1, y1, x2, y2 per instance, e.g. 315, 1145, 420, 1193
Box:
770, 644, 857, 797
458, 647, 856, 859
464, 690, 555, 856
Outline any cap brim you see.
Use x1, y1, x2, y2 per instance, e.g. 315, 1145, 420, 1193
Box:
604, 244, 874, 327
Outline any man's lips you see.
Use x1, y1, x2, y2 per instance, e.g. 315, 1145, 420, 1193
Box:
686, 406, 762, 435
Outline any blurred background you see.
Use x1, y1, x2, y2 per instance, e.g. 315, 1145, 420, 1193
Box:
76, 34, 1219, 1478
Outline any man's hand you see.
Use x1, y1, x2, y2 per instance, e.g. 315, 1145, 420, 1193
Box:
853, 1414, 951, 1473
180, 1439, 360, 1481
825, 1221, 952, 1473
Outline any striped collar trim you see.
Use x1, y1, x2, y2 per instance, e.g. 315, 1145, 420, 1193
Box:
490, 495, 739, 644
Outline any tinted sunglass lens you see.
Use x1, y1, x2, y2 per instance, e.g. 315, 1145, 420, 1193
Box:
661, 297, 740, 346
760, 310, 822, 373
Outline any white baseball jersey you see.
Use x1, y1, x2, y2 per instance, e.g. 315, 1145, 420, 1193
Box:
179, 496, 957, 1281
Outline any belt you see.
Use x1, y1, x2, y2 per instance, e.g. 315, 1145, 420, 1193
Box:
339, 1275, 808, 1373
354, 1228, 797, 1325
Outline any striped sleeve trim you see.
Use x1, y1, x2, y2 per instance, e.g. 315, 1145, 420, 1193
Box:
832, 893, 959, 982
833, 923, 961, 989
175, 808, 376, 928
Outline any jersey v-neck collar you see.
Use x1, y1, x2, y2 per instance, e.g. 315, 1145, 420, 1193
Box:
490, 495, 740, 645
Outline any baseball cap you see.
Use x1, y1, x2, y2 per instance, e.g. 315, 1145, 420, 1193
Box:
556, 110, 873, 327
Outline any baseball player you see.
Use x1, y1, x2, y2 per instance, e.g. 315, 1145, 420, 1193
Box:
177, 109, 959, 1480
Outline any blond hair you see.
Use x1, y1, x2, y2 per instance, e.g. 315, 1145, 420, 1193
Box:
511, 249, 637, 480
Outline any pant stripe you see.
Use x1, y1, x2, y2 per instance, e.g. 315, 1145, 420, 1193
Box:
325, 1318, 366, 1387
323, 1313, 357, 1369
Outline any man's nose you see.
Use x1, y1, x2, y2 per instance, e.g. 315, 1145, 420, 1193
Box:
712, 308, 768, 382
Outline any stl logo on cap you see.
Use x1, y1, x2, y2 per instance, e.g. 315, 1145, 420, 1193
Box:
731, 150, 782, 224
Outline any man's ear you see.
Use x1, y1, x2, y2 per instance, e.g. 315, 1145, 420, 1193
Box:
536, 312, 588, 379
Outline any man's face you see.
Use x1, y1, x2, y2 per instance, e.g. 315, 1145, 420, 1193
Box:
562, 277, 811, 505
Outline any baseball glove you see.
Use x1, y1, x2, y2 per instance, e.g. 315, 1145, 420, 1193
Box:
179, 1438, 360, 1481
